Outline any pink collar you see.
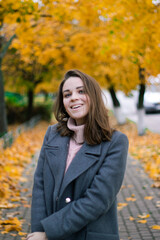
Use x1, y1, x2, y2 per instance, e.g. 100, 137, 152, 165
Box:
67, 118, 85, 144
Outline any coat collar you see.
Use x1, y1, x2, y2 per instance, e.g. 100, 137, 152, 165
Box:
44, 127, 101, 197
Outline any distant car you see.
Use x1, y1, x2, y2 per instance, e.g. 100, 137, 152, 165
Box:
144, 91, 160, 113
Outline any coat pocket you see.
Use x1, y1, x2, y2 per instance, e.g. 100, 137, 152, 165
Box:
86, 231, 119, 240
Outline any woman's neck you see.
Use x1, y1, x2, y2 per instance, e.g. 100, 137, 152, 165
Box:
67, 118, 85, 144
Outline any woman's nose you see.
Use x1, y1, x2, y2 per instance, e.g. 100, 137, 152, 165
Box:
71, 92, 78, 100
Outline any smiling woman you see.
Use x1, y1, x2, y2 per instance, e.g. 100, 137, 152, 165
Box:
28, 69, 129, 240
62, 77, 90, 126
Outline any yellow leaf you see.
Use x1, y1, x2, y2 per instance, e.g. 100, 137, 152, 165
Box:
138, 214, 150, 219
144, 196, 154, 200
117, 202, 128, 210
18, 232, 27, 236
151, 225, 160, 230
19, 177, 27, 182
137, 220, 147, 224
23, 204, 30, 208
126, 197, 136, 202
129, 216, 135, 221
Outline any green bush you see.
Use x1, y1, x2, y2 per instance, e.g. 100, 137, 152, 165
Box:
6, 101, 53, 124
5, 92, 27, 107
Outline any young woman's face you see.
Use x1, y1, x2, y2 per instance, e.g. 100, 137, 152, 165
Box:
62, 77, 90, 125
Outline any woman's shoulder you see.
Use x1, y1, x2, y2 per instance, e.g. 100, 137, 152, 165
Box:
110, 130, 129, 145
44, 123, 59, 139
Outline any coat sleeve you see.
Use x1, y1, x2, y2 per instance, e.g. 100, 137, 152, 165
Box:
41, 132, 129, 239
31, 126, 52, 232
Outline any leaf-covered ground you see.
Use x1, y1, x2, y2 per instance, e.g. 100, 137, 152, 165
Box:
110, 114, 160, 188
0, 121, 49, 235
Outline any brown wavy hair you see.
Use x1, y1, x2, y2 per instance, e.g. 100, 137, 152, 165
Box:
54, 69, 114, 145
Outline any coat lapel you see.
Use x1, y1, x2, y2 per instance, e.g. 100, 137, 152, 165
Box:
44, 134, 70, 198
59, 143, 102, 197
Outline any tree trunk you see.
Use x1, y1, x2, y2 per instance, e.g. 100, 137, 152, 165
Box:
108, 86, 126, 125
27, 89, 34, 119
0, 60, 8, 136
137, 108, 145, 136
137, 67, 146, 135
137, 83, 145, 109
0, 34, 16, 136
108, 85, 120, 107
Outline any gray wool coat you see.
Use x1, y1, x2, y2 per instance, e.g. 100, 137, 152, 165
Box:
31, 124, 129, 240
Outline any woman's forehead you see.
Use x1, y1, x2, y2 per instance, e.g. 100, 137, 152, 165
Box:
62, 77, 84, 92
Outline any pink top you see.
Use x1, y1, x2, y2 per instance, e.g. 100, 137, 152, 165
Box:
65, 118, 85, 173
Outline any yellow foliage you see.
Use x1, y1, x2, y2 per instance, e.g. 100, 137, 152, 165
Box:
117, 202, 128, 211
126, 197, 136, 202
0, 217, 22, 232
137, 220, 147, 224
151, 225, 160, 230
129, 216, 135, 221
138, 214, 150, 219
110, 114, 160, 186
144, 196, 154, 200
0, 121, 49, 207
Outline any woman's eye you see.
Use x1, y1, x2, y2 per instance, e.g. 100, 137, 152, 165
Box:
79, 89, 85, 94
64, 93, 71, 98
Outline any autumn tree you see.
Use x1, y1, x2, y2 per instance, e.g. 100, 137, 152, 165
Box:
0, 0, 38, 135
2, 0, 160, 135
105, 0, 160, 134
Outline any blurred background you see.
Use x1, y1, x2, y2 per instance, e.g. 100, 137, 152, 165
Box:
0, 0, 160, 237
0, 0, 160, 137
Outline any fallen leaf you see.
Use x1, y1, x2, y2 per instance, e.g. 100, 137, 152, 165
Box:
127, 185, 133, 188
138, 214, 150, 219
117, 203, 128, 210
23, 204, 30, 208
129, 216, 135, 221
19, 177, 27, 183
0, 217, 23, 233
144, 196, 154, 200
151, 182, 160, 188
156, 201, 160, 208
137, 220, 147, 224
10, 233, 17, 236
0, 203, 20, 209
126, 197, 136, 202
18, 232, 27, 236
151, 225, 160, 230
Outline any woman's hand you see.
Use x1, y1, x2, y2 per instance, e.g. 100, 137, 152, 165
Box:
26, 232, 48, 240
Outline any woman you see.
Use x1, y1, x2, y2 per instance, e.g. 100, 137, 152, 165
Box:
27, 69, 129, 240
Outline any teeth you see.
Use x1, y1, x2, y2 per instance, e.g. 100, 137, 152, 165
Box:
72, 105, 81, 109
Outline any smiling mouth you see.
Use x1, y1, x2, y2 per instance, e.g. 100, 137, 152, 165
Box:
71, 105, 82, 109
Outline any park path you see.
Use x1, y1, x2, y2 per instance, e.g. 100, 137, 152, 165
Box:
0, 153, 160, 240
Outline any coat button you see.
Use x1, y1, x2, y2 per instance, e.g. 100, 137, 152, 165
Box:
65, 197, 71, 203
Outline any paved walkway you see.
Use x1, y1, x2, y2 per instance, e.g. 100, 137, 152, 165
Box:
0, 153, 159, 240
118, 156, 160, 240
